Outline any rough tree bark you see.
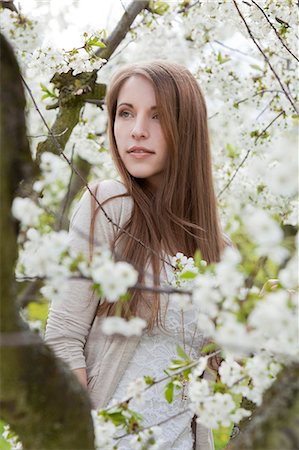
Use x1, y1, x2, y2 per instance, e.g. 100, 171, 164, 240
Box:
0, 33, 95, 450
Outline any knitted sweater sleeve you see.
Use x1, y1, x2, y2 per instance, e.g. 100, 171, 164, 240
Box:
44, 179, 132, 370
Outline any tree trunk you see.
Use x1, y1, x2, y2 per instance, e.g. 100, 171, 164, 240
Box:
0, 33, 95, 450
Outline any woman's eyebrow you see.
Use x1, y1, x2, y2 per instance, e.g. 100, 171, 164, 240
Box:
117, 102, 157, 110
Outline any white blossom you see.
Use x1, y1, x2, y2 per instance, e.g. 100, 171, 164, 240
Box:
12, 197, 43, 227
248, 291, 298, 356
129, 426, 163, 450
91, 411, 117, 450
245, 207, 283, 250
102, 316, 147, 337
126, 377, 147, 405
219, 356, 244, 388
16, 229, 70, 279
279, 254, 298, 290
92, 260, 138, 302
2, 424, 23, 450
192, 356, 208, 378
192, 274, 222, 318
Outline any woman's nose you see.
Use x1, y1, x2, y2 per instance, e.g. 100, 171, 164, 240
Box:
131, 117, 149, 139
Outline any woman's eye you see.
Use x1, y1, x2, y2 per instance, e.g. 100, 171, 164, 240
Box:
119, 110, 132, 118
152, 113, 159, 120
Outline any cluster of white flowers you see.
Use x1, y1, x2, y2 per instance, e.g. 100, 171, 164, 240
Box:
2, 424, 23, 450
0, 8, 42, 60
244, 206, 288, 263
1, 10, 106, 76
248, 290, 298, 357
219, 355, 244, 388
12, 197, 43, 228
102, 316, 146, 337
16, 228, 70, 279
91, 410, 117, 450
188, 376, 251, 429
192, 247, 243, 318
126, 377, 147, 405
170, 252, 202, 287
243, 354, 282, 405
129, 426, 163, 450
66, 122, 106, 165
91, 260, 138, 302
33, 152, 71, 207
29, 45, 106, 77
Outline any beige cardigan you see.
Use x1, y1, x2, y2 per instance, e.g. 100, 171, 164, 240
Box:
45, 179, 214, 450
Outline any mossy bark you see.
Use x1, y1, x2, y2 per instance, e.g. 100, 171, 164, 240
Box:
0, 33, 95, 450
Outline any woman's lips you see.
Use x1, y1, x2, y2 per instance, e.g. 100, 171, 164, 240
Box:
127, 147, 155, 158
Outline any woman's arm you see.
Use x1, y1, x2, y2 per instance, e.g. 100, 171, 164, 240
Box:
44, 180, 132, 378
44, 185, 101, 372
73, 368, 87, 387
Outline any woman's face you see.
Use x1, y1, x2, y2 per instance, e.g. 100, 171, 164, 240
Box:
114, 75, 168, 189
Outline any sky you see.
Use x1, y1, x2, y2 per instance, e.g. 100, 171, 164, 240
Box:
17, 0, 127, 47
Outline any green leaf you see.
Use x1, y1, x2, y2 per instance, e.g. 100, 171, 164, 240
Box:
201, 342, 217, 354
226, 143, 238, 159
250, 64, 263, 71
176, 345, 190, 361
169, 362, 186, 371
180, 270, 197, 279
149, 0, 170, 15
194, 249, 202, 267
144, 375, 154, 385
217, 52, 230, 64
107, 411, 126, 426
165, 381, 174, 403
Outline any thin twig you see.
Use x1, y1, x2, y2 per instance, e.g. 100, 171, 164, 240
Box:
105, 350, 222, 415
217, 109, 285, 198
27, 129, 68, 139
57, 143, 75, 230
214, 39, 256, 59
255, 96, 275, 120
250, 0, 299, 63
234, 89, 284, 107
232, 0, 298, 114
177, 0, 200, 14
115, 408, 190, 442
15, 275, 192, 296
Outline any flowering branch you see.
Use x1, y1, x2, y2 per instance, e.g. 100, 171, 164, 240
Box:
95, 0, 149, 60
115, 408, 189, 442
232, 0, 298, 114
217, 109, 285, 198
232, 89, 285, 108
250, 0, 299, 63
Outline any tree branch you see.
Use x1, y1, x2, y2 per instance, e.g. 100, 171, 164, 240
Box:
250, 0, 299, 63
95, 0, 150, 60
217, 110, 285, 198
233, 0, 298, 114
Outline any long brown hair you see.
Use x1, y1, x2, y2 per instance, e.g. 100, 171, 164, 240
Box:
94, 60, 226, 329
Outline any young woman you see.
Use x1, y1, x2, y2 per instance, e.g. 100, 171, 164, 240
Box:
45, 60, 227, 450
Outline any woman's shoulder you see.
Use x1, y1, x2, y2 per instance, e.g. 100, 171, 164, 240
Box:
90, 178, 128, 199
71, 179, 132, 224
88, 179, 133, 225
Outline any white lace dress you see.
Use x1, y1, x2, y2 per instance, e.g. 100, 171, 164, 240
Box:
109, 267, 205, 450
